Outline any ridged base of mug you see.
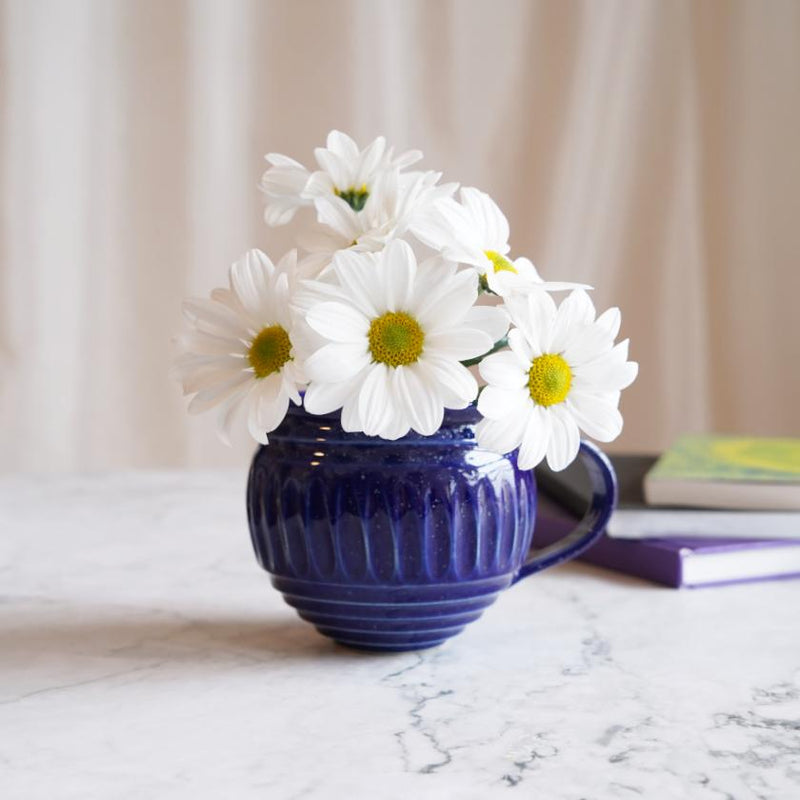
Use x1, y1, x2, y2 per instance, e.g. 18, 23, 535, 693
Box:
330, 636, 457, 652
271, 574, 513, 652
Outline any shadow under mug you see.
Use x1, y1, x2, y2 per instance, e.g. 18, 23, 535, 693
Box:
247, 405, 617, 652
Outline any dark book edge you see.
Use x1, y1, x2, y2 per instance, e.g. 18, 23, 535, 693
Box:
534, 496, 684, 587
535, 491, 800, 588
534, 454, 659, 517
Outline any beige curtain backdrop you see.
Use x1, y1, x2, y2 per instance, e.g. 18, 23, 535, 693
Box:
1, 0, 799, 472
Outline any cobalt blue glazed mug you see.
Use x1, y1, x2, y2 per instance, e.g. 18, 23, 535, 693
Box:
246, 404, 617, 652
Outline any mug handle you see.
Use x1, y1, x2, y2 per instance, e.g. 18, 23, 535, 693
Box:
512, 440, 617, 584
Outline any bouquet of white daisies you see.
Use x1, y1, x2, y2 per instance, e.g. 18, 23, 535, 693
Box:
173, 131, 638, 471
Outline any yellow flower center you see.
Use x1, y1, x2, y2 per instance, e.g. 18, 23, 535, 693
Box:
336, 184, 369, 212
528, 354, 572, 407
248, 325, 292, 379
368, 312, 425, 367
484, 250, 517, 274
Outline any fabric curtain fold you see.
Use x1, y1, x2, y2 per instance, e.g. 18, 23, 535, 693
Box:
1, 0, 798, 470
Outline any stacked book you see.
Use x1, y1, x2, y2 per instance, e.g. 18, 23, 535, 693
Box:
534, 435, 800, 588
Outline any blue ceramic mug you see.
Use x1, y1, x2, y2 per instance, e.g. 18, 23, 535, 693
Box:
247, 405, 616, 651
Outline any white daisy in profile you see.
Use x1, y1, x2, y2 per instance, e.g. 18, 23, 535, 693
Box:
301, 240, 509, 440
299, 168, 456, 278
411, 186, 587, 296
476, 289, 638, 471
260, 130, 422, 227
304, 130, 423, 206
172, 249, 306, 444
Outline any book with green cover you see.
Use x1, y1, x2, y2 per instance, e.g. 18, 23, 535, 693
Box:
644, 435, 800, 511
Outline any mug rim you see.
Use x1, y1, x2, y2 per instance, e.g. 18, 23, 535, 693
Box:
270, 401, 484, 446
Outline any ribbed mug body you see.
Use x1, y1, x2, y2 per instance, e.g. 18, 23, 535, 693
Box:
246, 405, 537, 651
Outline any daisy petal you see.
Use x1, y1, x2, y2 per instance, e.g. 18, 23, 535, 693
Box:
538, 280, 593, 292
182, 298, 249, 339
420, 356, 478, 404
303, 374, 361, 415
396, 365, 444, 436
414, 265, 477, 329
504, 291, 556, 355
382, 239, 416, 311
326, 130, 360, 162
265, 153, 305, 169
459, 187, 509, 250
306, 301, 369, 342
261, 158, 311, 226
332, 251, 382, 316
409, 205, 455, 252
305, 342, 370, 382
425, 328, 493, 361
477, 386, 528, 419
393, 148, 423, 169
464, 305, 509, 344
476, 413, 527, 457
566, 392, 623, 442
518, 406, 550, 470
256, 380, 291, 434
293, 276, 346, 314
246, 383, 270, 445
573, 351, 639, 392
216, 389, 249, 446
507, 328, 534, 362
314, 195, 359, 239
281, 371, 303, 405
358, 364, 394, 436
595, 307, 621, 341
545, 405, 581, 471
313, 148, 347, 188
340, 394, 363, 432
230, 250, 273, 318
413, 359, 473, 410
479, 350, 528, 389
355, 136, 387, 186
513, 257, 542, 282
187, 371, 251, 414
174, 330, 244, 357
563, 328, 616, 366
549, 289, 596, 353
380, 407, 413, 441
271, 272, 292, 328
303, 171, 336, 201
172, 354, 244, 392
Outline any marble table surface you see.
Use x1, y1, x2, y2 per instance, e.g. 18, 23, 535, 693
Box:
1, 470, 798, 799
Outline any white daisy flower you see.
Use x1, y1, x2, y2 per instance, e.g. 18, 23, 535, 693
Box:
299, 168, 456, 278
476, 289, 638, 471
301, 239, 509, 440
172, 249, 306, 445
260, 130, 422, 227
304, 130, 423, 205
411, 186, 587, 296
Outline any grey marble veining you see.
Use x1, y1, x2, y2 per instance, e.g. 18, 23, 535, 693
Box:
1, 471, 799, 799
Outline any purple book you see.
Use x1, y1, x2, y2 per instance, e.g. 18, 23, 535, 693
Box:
533, 456, 800, 589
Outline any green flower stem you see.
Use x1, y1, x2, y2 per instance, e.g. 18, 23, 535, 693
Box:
461, 336, 508, 368
478, 275, 498, 295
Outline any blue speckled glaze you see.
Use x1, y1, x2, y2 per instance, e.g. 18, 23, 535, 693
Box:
247, 404, 616, 651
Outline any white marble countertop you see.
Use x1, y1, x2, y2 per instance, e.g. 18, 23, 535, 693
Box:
1, 470, 798, 799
